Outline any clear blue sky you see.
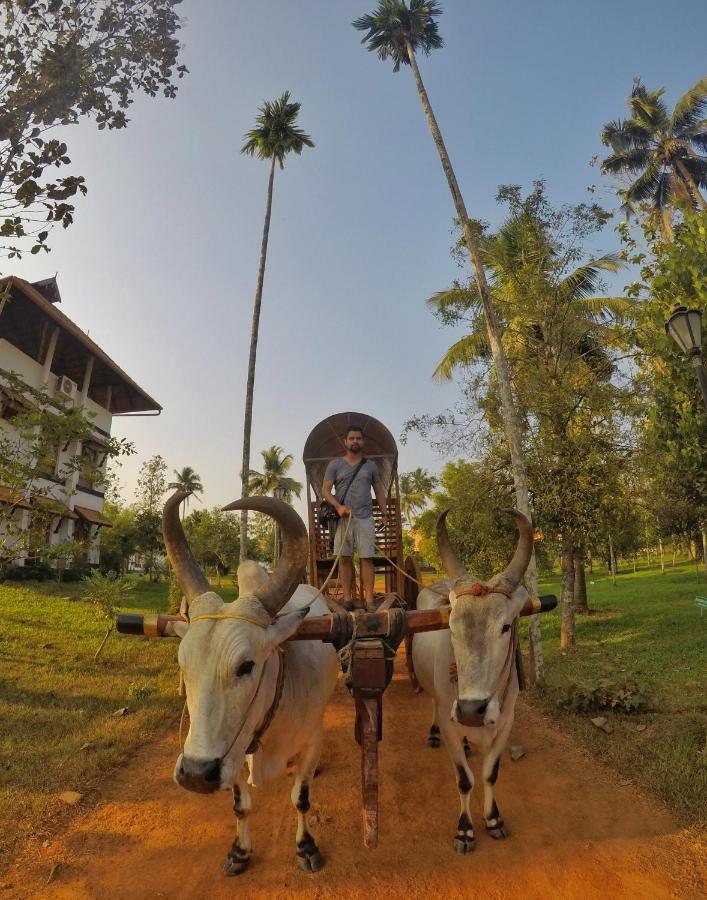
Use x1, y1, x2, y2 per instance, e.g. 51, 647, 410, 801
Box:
10, 0, 707, 515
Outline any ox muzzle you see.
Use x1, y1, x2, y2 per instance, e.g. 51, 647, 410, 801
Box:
175, 754, 222, 794
452, 697, 494, 728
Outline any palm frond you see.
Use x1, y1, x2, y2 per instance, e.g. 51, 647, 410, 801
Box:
600, 146, 651, 176
432, 331, 489, 382
556, 253, 624, 301
426, 286, 478, 315
621, 162, 663, 206
628, 81, 670, 131
572, 295, 638, 322
600, 118, 650, 151
241, 91, 314, 166
671, 76, 707, 134
353, 1, 443, 72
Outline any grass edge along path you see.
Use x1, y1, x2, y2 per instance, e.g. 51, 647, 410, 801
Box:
0, 579, 237, 870
521, 560, 706, 827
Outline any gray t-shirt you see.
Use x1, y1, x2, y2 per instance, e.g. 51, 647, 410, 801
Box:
324, 458, 381, 520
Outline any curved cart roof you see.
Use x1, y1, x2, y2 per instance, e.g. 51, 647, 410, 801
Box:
303, 411, 398, 497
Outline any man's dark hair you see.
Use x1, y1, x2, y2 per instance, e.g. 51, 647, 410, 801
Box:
346, 425, 363, 438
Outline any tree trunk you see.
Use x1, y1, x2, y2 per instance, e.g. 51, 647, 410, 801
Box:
560, 534, 575, 650
94, 623, 114, 661
239, 155, 277, 561
573, 549, 589, 613
672, 542, 677, 569
674, 157, 707, 210
587, 549, 593, 574
659, 538, 665, 574
661, 207, 674, 242
608, 532, 617, 586
701, 524, 707, 579
405, 41, 544, 685
632, 554, 637, 575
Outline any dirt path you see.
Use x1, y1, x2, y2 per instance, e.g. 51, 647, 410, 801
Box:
8, 661, 705, 899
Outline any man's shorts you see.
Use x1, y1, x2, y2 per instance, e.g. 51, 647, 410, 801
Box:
334, 515, 376, 559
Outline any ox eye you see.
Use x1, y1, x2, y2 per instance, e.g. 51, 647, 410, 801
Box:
236, 659, 255, 678
501, 624, 511, 634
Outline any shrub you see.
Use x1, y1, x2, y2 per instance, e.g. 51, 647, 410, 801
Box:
558, 679, 649, 714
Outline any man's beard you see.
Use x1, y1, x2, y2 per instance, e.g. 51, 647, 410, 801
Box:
348, 443, 361, 453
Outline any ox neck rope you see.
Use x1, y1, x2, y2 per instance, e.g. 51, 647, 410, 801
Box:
178, 616, 287, 762
454, 582, 515, 601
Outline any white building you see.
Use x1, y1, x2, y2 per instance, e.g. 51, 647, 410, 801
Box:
0, 275, 161, 568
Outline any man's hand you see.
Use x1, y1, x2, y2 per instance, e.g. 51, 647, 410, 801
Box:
338, 505, 352, 517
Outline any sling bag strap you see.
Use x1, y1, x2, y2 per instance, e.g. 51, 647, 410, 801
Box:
336, 457, 367, 509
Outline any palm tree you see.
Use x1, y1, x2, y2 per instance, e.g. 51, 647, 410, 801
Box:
353, 1, 545, 682
399, 467, 437, 525
248, 445, 303, 503
238, 93, 314, 559
249, 446, 303, 562
427, 191, 631, 648
601, 77, 707, 239
167, 466, 204, 518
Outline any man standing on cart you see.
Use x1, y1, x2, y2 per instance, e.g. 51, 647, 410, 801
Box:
322, 425, 388, 611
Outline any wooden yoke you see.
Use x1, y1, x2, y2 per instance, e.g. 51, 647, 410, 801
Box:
116, 595, 558, 641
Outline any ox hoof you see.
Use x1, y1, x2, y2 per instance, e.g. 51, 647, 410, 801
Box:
297, 849, 325, 872
486, 824, 507, 840
453, 834, 476, 854
223, 850, 251, 876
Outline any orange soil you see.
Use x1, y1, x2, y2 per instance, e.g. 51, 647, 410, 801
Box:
7, 660, 705, 900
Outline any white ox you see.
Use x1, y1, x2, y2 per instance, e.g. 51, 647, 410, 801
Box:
411, 509, 533, 854
163, 493, 338, 876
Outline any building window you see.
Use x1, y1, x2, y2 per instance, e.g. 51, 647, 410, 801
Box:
77, 440, 107, 492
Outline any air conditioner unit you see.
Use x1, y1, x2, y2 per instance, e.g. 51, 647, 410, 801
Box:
55, 375, 78, 400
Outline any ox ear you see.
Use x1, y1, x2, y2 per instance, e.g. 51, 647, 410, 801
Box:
267, 606, 310, 648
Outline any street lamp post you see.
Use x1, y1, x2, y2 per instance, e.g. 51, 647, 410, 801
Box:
665, 306, 707, 412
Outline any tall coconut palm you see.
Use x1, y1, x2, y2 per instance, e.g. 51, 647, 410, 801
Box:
353, 0, 545, 681
399, 467, 437, 525
238, 93, 314, 559
167, 466, 204, 518
249, 445, 303, 562
601, 77, 707, 239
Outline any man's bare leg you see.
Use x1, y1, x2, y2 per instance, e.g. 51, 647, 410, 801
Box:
339, 555, 354, 603
361, 557, 375, 608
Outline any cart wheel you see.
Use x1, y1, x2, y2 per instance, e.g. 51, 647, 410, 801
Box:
403, 556, 423, 693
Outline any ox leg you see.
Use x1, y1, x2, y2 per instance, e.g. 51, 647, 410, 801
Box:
223, 774, 252, 876
291, 731, 325, 873
438, 719, 475, 854
427, 699, 441, 748
482, 717, 513, 840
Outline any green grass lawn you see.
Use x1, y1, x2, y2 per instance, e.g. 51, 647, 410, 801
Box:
0, 576, 240, 868
522, 559, 706, 826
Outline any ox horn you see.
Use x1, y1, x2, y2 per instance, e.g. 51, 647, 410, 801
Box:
436, 508, 468, 583
495, 508, 534, 594
163, 491, 211, 605
222, 497, 308, 617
